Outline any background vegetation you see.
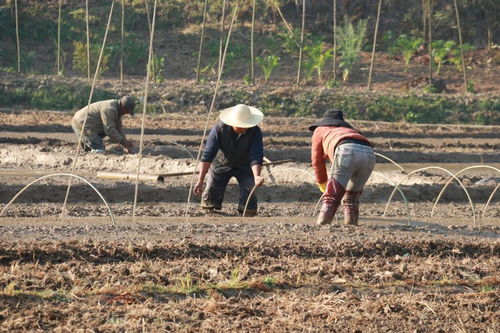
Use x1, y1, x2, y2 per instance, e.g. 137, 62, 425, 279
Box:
0, 0, 499, 125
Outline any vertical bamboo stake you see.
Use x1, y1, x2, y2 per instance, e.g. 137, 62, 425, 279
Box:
250, 0, 256, 82
453, 0, 468, 92
487, 27, 491, 50
367, 0, 382, 90
86, 0, 91, 82
57, 0, 62, 75
296, 0, 305, 86
332, 0, 337, 84
14, 0, 20, 72
218, 0, 227, 76
120, 0, 124, 84
422, 0, 427, 45
272, 0, 293, 35
133, 0, 157, 220
144, 0, 155, 82
428, 0, 433, 86
196, 0, 209, 83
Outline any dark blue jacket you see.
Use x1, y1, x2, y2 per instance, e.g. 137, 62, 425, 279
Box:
201, 121, 264, 172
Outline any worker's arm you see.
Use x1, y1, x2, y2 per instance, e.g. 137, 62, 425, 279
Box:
194, 161, 211, 195
252, 163, 264, 187
101, 108, 125, 144
249, 128, 264, 186
311, 129, 328, 188
116, 117, 134, 153
194, 125, 221, 196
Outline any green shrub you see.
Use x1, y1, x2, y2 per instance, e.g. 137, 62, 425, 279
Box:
256, 55, 280, 83
395, 34, 423, 71
303, 40, 333, 82
21, 50, 36, 73
275, 27, 303, 55
123, 39, 148, 74
72, 41, 110, 76
150, 54, 166, 83
337, 18, 367, 81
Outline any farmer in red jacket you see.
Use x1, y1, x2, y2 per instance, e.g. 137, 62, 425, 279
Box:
310, 110, 375, 226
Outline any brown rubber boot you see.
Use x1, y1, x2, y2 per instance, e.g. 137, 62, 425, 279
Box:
316, 179, 346, 225
342, 191, 362, 226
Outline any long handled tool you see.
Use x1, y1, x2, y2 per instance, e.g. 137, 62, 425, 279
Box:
97, 159, 292, 183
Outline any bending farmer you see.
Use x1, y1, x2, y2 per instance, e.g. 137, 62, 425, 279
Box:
194, 104, 265, 216
72, 96, 136, 153
310, 110, 375, 226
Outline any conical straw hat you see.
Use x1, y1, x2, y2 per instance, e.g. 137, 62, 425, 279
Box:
219, 104, 264, 128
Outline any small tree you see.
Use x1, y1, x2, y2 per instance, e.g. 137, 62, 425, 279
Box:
303, 41, 333, 82
337, 18, 367, 81
256, 55, 280, 83
395, 34, 424, 71
431, 40, 455, 74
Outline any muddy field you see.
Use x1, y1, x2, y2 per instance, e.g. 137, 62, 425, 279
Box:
0, 109, 499, 331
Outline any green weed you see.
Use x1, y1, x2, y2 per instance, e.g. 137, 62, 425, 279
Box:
395, 34, 423, 71
263, 276, 278, 287
175, 274, 200, 294
256, 54, 280, 83
303, 40, 332, 82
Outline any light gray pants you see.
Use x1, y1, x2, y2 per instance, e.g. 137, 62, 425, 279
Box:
330, 143, 375, 192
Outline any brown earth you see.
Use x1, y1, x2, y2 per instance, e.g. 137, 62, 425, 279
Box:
0, 109, 499, 331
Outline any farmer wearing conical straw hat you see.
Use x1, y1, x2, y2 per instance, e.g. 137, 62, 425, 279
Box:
194, 104, 265, 216
309, 109, 375, 226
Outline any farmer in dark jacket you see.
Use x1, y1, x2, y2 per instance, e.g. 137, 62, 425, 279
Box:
194, 104, 265, 216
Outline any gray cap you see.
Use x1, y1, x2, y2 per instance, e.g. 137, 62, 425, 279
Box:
119, 96, 136, 115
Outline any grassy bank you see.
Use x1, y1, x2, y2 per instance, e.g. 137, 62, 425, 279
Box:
1, 76, 498, 125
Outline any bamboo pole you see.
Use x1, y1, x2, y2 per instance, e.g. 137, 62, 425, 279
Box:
367, 0, 382, 90
99, 160, 293, 183
14, 0, 20, 73
57, 0, 62, 75
272, 0, 293, 35
144, 0, 155, 82
250, 0, 256, 82
133, 0, 158, 219
422, 0, 427, 45
332, 0, 337, 84
296, 0, 305, 86
120, 0, 124, 84
196, 0, 209, 83
86, 0, 91, 81
218, 0, 227, 76
428, 0, 433, 86
453, 0, 468, 92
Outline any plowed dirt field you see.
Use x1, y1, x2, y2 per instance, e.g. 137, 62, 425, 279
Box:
0, 109, 498, 331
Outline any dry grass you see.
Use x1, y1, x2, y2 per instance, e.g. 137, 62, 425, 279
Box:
0, 236, 498, 331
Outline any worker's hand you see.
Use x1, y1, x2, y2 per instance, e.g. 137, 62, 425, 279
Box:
122, 139, 133, 148
194, 181, 204, 196
254, 175, 265, 187
122, 140, 133, 154
318, 182, 327, 193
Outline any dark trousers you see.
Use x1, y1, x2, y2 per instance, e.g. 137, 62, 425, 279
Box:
201, 167, 257, 212
72, 121, 106, 151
